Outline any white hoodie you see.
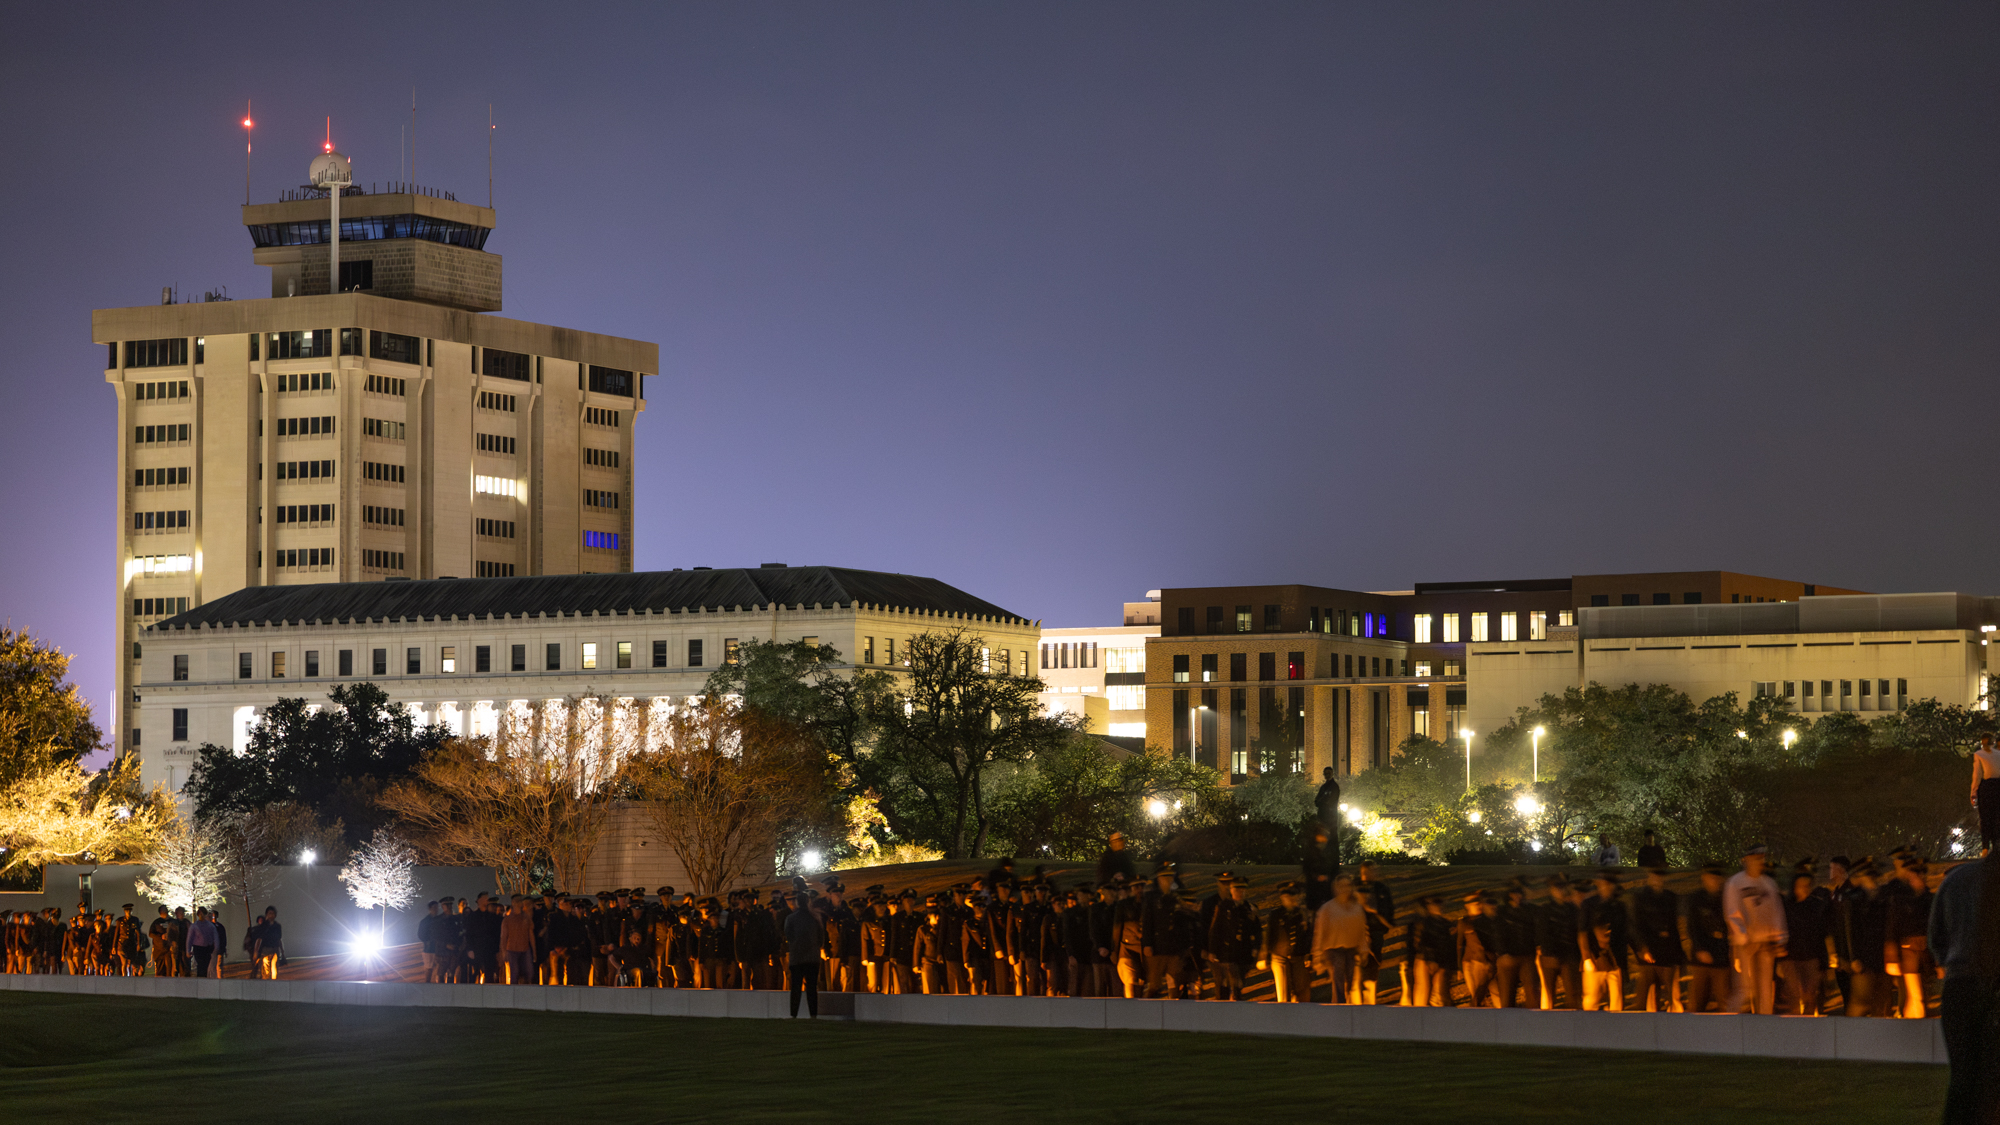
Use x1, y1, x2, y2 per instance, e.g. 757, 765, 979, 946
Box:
1722, 870, 1787, 946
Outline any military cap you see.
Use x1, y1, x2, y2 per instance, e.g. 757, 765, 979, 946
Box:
1742, 843, 1768, 857
745, 888, 762, 899
865, 884, 886, 894
657, 886, 675, 896
121, 903, 134, 910
1277, 880, 1303, 894
898, 888, 918, 899
1214, 872, 1239, 885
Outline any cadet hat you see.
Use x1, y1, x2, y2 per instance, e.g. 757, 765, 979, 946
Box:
1277, 880, 1303, 895
865, 884, 886, 895
1214, 871, 1239, 885
657, 886, 675, 897
1699, 863, 1726, 877
121, 903, 134, 910
1743, 843, 1769, 857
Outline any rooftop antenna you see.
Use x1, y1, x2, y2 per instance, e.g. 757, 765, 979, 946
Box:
241, 100, 253, 205
410, 88, 417, 187
488, 104, 495, 208
308, 120, 352, 296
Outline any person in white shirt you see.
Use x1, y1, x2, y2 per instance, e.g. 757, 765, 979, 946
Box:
1312, 874, 1369, 1004
1590, 835, 1622, 867
1722, 844, 1787, 1014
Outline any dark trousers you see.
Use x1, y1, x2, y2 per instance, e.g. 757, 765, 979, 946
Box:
503, 951, 533, 985
1495, 954, 1533, 1008
191, 946, 213, 978
1940, 974, 1990, 1125
789, 959, 820, 1017
1634, 963, 1681, 1011
1686, 964, 1731, 1013
1979, 779, 2000, 849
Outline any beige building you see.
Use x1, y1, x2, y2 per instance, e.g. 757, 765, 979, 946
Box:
138, 565, 1041, 802
102, 152, 655, 760
1464, 593, 1999, 745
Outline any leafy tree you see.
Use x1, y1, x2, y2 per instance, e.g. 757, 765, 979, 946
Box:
1345, 735, 1465, 820
0, 756, 168, 872
1251, 698, 1305, 777
184, 682, 446, 845
866, 629, 1081, 858
1230, 771, 1316, 828
0, 627, 103, 791
1872, 698, 1995, 757
985, 739, 1224, 860
627, 696, 833, 894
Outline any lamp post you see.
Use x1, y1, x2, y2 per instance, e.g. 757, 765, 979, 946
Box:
1460, 729, 1474, 793
1782, 729, 1797, 751
1532, 725, 1544, 783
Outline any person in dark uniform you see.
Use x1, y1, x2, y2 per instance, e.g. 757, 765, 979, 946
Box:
1354, 861, 1394, 1005
785, 892, 825, 1016
1141, 879, 1192, 998
962, 897, 996, 995
1629, 868, 1685, 1012
1303, 826, 1337, 913
823, 880, 862, 993
1206, 874, 1258, 1001
1456, 892, 1499, 1008
915, 896, 950, 994
1493, 881, 1539, 1008
1260, 882, 1314, 1003
1635, 830, 1668, 869
887, 891, 921, 994
940, 884, 971, 995
1412, 896, 1458, 1006
1779, 862, 1832, 1016
1096, 833, 1137, 887
1535, 875, 1582, 1010
114, 904, 145, 977
1685, 865, 1733, 1013
1087, 883, 1118, 998
1580, 870, 1630, 1011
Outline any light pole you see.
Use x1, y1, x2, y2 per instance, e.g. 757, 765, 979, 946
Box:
1532, 725, 1545, 784
1782, 729, 1797, 752
1460, 729, 1475, 793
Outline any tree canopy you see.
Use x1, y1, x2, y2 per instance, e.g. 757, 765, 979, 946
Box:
0, 627, 103, 791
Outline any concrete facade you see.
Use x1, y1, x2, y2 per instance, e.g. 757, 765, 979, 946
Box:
104, 181, 656, 761
1037, 620, 1158, 740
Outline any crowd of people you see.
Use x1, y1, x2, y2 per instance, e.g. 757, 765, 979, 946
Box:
2, 903, 285, 980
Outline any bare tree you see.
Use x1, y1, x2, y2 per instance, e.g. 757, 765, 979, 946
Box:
136, 814, 231, 912
338, 827, 419, 931
213, 809, 281, 932
627, 695, 830, 896
379, 696, 627, 895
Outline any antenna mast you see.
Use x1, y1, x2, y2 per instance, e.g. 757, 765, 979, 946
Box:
242, 100, 253, 205
410, 88, 417, 186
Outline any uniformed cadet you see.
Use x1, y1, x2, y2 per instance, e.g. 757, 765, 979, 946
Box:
1259, 881, 1313, 1003
1207, 873, 1259, 1001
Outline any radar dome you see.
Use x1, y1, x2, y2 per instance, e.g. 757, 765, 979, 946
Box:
309, 150, 352, 188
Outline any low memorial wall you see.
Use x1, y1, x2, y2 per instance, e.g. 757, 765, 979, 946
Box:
0, 972, 1944, 1065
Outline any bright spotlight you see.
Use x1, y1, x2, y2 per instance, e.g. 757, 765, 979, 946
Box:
1345, 807, 1363, 823
1514, 794, 1542, 817
801, 849, 823, 871
351, 930, 382, 956
1530, 839, 1542, 852
300, 849, 317, 866
1147, 799, 1168, 820
1467, 810, 1482, 824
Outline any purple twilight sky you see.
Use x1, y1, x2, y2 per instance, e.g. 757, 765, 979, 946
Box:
1, 2, 1997, 737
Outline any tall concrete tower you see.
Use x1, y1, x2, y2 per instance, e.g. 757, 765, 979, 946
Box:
98, 145, 655, 780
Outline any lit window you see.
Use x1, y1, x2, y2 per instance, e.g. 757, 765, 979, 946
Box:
441, 646, 457, 674
1443, 661, 1461, 676
1441, 614, 1461, 643
1529, 611, 1547, 640
1499, 612, 1517, 642
1413, 614, 1432, 644
1105, 685, 1145, 711
1558, 610, 1575, 627
583, 530, 620, 550
1414, 661, 1432, 677
475, 475, 521, 498
1470, 612, 1489, 643
725, 639, 740, 665
582, 642, 598, 670
617, 641, 632, 669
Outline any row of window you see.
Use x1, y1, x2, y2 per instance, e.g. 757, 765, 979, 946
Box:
366, 374, 406, 397
275, 548, 335, 569
482, 348, 531, 382
584, 489, 620, 509
134, 597, 189, 617
273, 503, 334, 525
477, 433, 516, 454
134, 510, 188, 530
584, 407, 621, 427
585, 448, 620, 468
131, 553, 192, 575
370, 331, 424, 366
274, 372, 334, 392
362, 549, 405, 571
274, 459, 337, 480
364, 461, 405, 483
1413, 610, 1575, 644
476, 561, 517, 577
267, 330, 331, 359
363, 418, 406, 440
475, 475, 518, 497
135, 424, 189, 444
247, 213, 491, 251
583, 531, 622, 550
1170, 651, 1416, 682
1179, 605, 1391, 639
275, 415, 336, 437
135, 380, 189, 400
1042, 642, 1097, 670
1755, 679, 1909, 700
124, 338, 189, 368
476, 518, 515, 538
363, 505, 405, 526
479, 392, 517, 412
586, 366, 635, 398
134, 467, 189, 487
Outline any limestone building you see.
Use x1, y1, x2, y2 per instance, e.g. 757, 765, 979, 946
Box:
136, 565, 1041, 800
101, 150, 656, 761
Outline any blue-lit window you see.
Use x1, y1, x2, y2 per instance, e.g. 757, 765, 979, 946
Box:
583, 531, 621, 550
247, 213, 492, 251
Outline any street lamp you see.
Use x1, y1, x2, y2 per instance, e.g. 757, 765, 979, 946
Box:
1531, 726, 1545, 783
1460, 729, 1474, 793
1147, 799, 1168, 821
1782, 729, 1797, 751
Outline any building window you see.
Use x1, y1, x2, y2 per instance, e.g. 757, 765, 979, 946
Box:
1441, 613, 1461, 643
1803, 680, 1816, 698
687, 639, 703, 668
364, 506, 406, 527
1200, 654, 1217, 683
1413, 614, 1433, 643
724, 639, 740, 665
1443, 660, 1462, 676
584, 489, 621, 509
372, 649, 388, 676
125, 338, 190, 367
546, 643, 561, 671
1177, 607, 1194, 635
1414, 661, 1432, 678
1258, 652, 1276, 681
1621, 594, 1641, 606
863, 637, 875, 663
305, 650, 319, 677
1470, 612, 1489, 643
273, 652, 288, 679
998, 649, 1011, 676
652, 640, 668, 668
1558, 610, 1575, 627
364, 462, 406, 483
479, 392, 518, 412
1653, 593, 1672, 605
1263, 605, 1281, 631
512, 645, 527, 672
172, 654, 188, 681
171, 708, 188, 742
365, 374, 407, 396
617, 641, 632, 669
582, 643, 597, 670
1684, 592, 1703, 604
584, 447, 620, 467
476, 433, 517, 455
406, 647, 421, 675
1528, 611, 1547, 640
440, 646, 457, 674
475, 562, 516, 577
1782, 681, 1795, 698
1172, 655, 1189, 683
338, 649, 353, 676
1229, 688, 1248, 777
1205, 606, 1223, 635
584, 407, 622, 427
476, 646, 491, 673
1499, 612, 1518, 642
133, 466, 192, 488
587, 365, 635, 397
1235, 606, 1252, 633
369, 330, 422, 365
887, 638, 897, 665
1287, 652, 1303, 680
1229, 653, 1246, 682
1412, 709, 1429, 738
1344, 654, 1354, 678
363, 418, 406, 440
1590, 595, 1609, 608
238, 652, 252, 679
583, 531, 621, 550
361, 550, 405, 572
482, 348, 531, 382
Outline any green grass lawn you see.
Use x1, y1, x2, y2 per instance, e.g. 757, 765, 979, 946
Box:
0, 992, 1943, 1123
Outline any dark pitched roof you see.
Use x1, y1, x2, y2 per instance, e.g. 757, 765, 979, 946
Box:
151, 566, 1031, 629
